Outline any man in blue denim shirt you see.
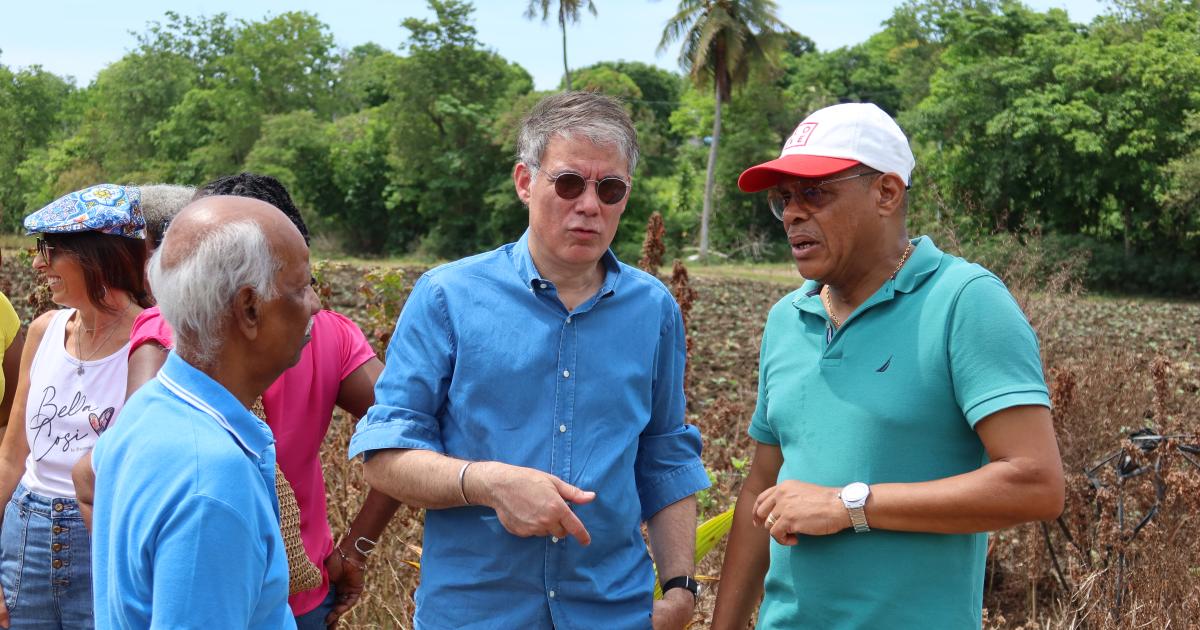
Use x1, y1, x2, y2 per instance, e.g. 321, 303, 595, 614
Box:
349, 92, 710, 630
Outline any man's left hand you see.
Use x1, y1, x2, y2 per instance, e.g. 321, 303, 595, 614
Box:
753, 480, 849, 545
652, 587, 695, 630
324, 546, 366, 627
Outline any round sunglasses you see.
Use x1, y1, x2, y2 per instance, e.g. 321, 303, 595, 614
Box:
544, 171, 630, 205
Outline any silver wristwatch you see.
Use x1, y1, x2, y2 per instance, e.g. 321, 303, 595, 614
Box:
839, 482, 871, 533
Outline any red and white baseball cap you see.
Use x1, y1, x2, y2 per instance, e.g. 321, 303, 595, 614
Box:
737, 102, 915, 193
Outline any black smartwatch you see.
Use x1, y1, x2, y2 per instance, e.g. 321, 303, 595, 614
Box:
660, 575, 701, 600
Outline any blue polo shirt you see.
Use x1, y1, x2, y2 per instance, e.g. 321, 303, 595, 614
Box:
750, 237, 1050, 629
349, 231, 709, 630
92, 352, 295, 630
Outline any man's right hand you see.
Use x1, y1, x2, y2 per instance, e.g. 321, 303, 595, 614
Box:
466, 462, 595, 545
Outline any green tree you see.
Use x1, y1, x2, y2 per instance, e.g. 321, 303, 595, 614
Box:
0, 61, 75, 228
659, 0, 785, 259
525, 0, 597, 89
387, 0, 534, 256
911, 1, 1200, 257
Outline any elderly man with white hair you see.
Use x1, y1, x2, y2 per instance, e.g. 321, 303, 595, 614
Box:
90, 195, 321, 629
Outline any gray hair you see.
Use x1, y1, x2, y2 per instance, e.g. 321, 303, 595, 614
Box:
138, 184, 197, 247
517, 91, 639, 174
147, 220, 280, 367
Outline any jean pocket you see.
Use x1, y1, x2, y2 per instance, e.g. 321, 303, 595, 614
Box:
0, 501, 26, 613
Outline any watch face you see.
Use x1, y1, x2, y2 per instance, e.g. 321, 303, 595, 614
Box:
842, 482, 869, 503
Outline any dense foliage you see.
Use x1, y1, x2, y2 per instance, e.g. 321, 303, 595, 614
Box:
1, 0, 1198, 293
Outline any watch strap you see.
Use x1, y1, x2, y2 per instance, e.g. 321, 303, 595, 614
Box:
661, 575, 700, 599
847, 505, 870, 533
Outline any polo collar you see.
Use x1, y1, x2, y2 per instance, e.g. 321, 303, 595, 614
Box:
156, 351, 274, 458
893, 236, 942, 294
510, 229, 621, 297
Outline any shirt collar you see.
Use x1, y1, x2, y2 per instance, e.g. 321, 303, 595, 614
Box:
892, 235, 942, 294
156, 351, 274, 458
511, 228, 622, 297
791, 235, 943, 314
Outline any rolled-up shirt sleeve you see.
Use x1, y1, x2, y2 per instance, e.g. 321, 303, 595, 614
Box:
634, 300, 710, 521
348, 274, 455, 459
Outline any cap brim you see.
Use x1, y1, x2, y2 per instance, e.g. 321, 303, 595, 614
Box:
737, 155, 861, 193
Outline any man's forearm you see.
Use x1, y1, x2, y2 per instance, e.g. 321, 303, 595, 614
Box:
710, 486, 771, 630
863, 458, 1064, 534
646, 495, 698, 584
363, 449, 471, 510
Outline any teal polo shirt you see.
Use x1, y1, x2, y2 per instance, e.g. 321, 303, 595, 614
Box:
749, 236, 1050, 629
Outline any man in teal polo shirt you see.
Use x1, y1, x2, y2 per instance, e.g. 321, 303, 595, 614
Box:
710, 103, 1065, 629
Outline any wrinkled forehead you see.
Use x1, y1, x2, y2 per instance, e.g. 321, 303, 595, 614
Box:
541, 133, 629, 173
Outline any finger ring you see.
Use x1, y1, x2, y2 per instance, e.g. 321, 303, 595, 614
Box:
766, 514, 777, 527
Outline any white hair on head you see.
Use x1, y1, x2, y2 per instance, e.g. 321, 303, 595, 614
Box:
147, 220, 280, 367
138, 184, 197, 227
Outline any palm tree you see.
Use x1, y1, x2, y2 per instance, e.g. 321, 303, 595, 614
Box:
659, 0, 784, 260
525, 0, 598, 89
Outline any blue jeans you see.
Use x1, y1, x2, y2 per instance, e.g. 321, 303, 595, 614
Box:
0, 482, 93, 629
293, 584, 337, 630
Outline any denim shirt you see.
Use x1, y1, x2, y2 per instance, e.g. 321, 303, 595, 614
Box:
349, 231, 709, 630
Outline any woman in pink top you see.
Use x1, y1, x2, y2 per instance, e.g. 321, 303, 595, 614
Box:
127, 174, 398, 629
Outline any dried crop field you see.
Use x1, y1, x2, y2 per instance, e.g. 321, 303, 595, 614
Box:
1, 252, 1197, 629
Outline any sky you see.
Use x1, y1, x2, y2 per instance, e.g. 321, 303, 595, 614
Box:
1, 1, 1110, 90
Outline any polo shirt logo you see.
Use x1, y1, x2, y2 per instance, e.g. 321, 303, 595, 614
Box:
876, 355, 892, 373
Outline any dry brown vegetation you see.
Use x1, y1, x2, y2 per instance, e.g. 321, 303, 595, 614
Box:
2, 243, 1197, 628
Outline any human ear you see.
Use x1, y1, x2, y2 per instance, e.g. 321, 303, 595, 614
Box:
513, 162, 534, 206
233, 286, 262, 341
876, 173, 907, 217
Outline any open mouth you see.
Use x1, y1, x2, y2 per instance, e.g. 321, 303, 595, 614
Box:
789, 235, 821, 254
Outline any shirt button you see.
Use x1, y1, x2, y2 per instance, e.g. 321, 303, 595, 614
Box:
52, 559, 63, 569
53, 503, 64, 512
559, 424, 567, 433
539, 283, 548, 289
52, 543, 62, 552
562, 370, 570, 378
565, 316, 572, 324
52, 526, 63, 534
551, 536, 559, 543
548, 590, 556, 598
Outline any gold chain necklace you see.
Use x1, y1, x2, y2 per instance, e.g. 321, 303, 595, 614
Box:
73, 301, 133, 375
823, 241, 915, 329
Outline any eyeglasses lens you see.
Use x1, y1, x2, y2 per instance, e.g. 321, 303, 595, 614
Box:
767, 190, 787, 220
553, 173, 587, 200
552, 173, 629, 205
595, 178, 629, 204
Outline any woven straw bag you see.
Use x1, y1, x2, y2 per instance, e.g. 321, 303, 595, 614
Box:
252, 397, 322, 595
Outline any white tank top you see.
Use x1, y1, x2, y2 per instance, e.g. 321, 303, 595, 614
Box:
21, 309, 130, 497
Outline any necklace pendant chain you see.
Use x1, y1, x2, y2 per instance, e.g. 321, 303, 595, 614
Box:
73, 299, 134, 375
823, 241, 915, 330
891, 241, 914, 280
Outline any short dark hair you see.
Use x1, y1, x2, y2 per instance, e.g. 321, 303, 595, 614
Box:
196, 173, 310, 245
45, 232, 152, 312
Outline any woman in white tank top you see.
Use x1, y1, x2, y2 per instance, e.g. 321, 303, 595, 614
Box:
0, 185, 151, 629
